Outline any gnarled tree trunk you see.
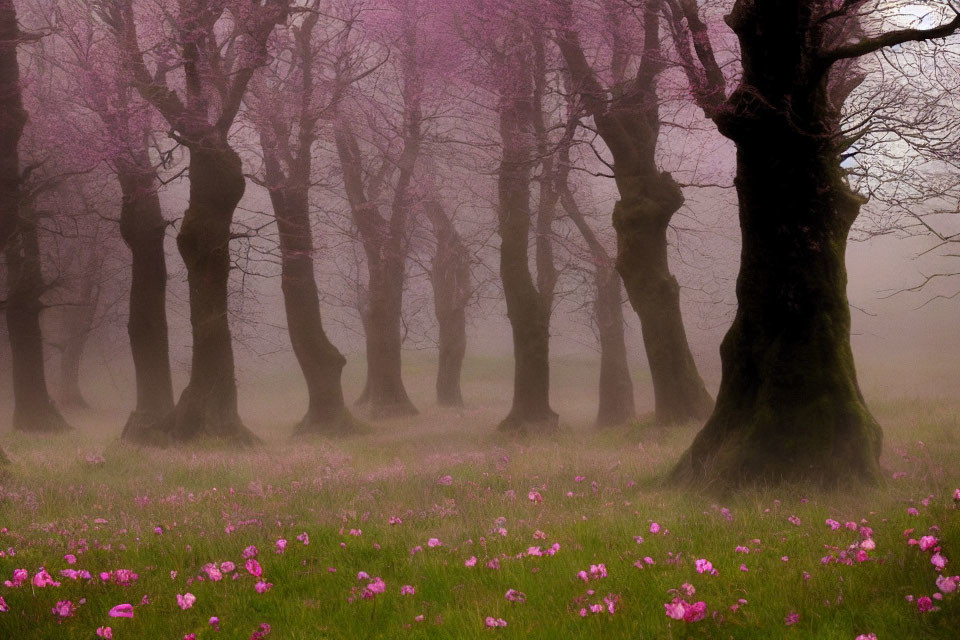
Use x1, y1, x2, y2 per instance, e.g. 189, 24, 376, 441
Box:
424, 199, 470, 407
165, 143, 256, 444
117, 161, 175, 443
5, 213, 71, 433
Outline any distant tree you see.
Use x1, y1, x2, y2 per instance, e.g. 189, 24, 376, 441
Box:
101, 0, 290, 443
248, 0, 361, 435
666, 0, 960, 487
554, 0, 714, 425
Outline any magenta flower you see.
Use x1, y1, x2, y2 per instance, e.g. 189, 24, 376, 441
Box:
427, 537, 442, 548
108, 603, 134, 618
465, 556, 477, 567
254, 580, 273, 593
245, 559, 263, 578
505, 588, 526, 603
296, 532, 310, 545
401, 585, 415, 595
33, 568, 61, 588
389, 516, 403, 525
176, 593, 196, 610
528, 491, 543, 503
855, 635, 878, 640
242, 545, 259, 559
650, 522, 661, 534
96, 627, 113, 639
438, 475, 453, 486
784, 611, 800, 626
919, 536, 938, 551
931, 552, 948, 570
825, 519, 840, 530
695, 558, 717, 575
275, 539, 287, 554
484, 616, 507, 627
51, 600, 75, 618
936, 575, 958, 593
916, 596, 936, 612
0, 595, 8, 612
63, 554, 76, 565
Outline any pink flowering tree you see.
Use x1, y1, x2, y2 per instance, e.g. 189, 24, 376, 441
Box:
667, 0, 960, 487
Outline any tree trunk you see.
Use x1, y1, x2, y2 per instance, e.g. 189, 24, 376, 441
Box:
496, 95, 558, 433
425, 200, 469, 407
560, 186, 635, 427
362, 256, 418, 418
265, 175, 357, 434
613, 175, 713, 424
0, 0, 24, 253
594, 265, 636, 426
58, 305, 95, 409
4, 215, 71, 433
116, 163, 176, 444
165, 143, 256, 444
670, 137, 882, 487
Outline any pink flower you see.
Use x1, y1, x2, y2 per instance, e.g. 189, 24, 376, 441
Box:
788, 515, 801, 526
389, 516, 403, 525
919, 536, 938, 551
907, 508, 919, 516
916, 596, 936, 612
96, 627, 113, 639
108, 603, 134, 618
427, 538, 442, 548
735, 545, 750, 553
414, 614, 425, 622
664, 598, 705, 622
528, 491, 543, 503
855, 635, 877, 640
245, 559, 263, 577
936, 575, 958, 593
367, 577, 386, 594
177, 593, 196, 610
242, 545, 259, 559
784, 611, 800, 626
650, 522, 661, 534
740, 564, 749, 572
505, 588, 526, 603
438, 475, 453, 486
255, 580, 273, 593
51, 600, 75, 618
64, 554, 77, 565
297, 532, 310, 545
574, 475, 585, 482
484, 616, 507, 627
825, 519, 840, 530
401, 585, 415, 595
683, 601, 706, 623
465, 556, 477, 567
695, 558, 717, 575
221, 561, 236, 573
33, 568, 61, 588
202, 563, 223, 581
0, 595, 8, 612
209, 616, 220, 630
931, 552, 948, 570
861, 539, 876, 551
275, 539, 287, 554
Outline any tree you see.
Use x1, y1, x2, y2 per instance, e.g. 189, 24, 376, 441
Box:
102, 0, 290, 443
666, 0, 960, 487
422, 196, 471, 407
249, 0, 360, 435
554, 0, 714, 425
559, 183, 636, 427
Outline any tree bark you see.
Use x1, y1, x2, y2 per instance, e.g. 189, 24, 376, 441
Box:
116, 160, 176, 443
557, 0, 713, 425
0, 0, 23, 253
424, 199, 470, 407
164, 143, 256, 444
4, 213, 71, 433
496, 90, 558, 433
262, 152, 356, 435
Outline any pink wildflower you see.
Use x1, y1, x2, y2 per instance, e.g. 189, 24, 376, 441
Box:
785, 611, 800, 626
96, 628, 112, 639
919, 536, 938, 551
108, 603, 134, 618
255, 580, 273, 593
465, 556, 477, 567
528, 491, 543, 503
51, 600, 75, 618
650, 522, 661, 534
484, 616, 507, 627
275, 539, 287, 554
427, 538, 442, 548
177, 593, 196, 610
245, 559, 263, 578
401, 585, 415, 595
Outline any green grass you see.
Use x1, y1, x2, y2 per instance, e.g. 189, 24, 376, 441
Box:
0, 355, 958, 639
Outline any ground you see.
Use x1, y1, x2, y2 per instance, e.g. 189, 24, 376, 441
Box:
0, 355, 958, 638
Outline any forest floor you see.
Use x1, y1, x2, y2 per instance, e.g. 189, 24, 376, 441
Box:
0, 355, 958, 639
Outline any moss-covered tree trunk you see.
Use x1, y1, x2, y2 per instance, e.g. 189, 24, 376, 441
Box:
594, 265, 636, 426
165, 143, 257, 444
117, 163, 176, 443
496, 94, 558, 433
671, 137, 881, 487
5, 214, 71, 433
425, 200, 470, 407
264, 172, 356, 434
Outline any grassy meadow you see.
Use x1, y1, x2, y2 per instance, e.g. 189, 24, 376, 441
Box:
0, 353, 958, 639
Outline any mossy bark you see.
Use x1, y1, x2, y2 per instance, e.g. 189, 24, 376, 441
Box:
117, 161, 176, 443
670, 1, 884, 488
164, 143, 256, 444
4, 214, 71, 433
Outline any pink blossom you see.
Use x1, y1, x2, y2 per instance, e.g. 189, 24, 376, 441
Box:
51, 600, 75, 618
931, 552, 948, 570
465, 556, 477, 567
740, 564, 749, 572
242, 545, 259, 559
221, 561, 236, 573
438, 475, 453, 486
0, 595, 7, 612
367, 577, 386, 594
401, 585, 415, 595
177, 593, 196, 610
427, 538, 442, 548
907, 508, 919, 516
245, 559, 263, 578
784, 611, 800, 626
936, 575, 958, 593
254, 580, 273, 593
825, 519, 840, 530
209, 616, 220, 630
695, 558, 717, 575
916, 596, 936, 612
505, 588, 526, 603
297, 532, 310, 545
96, 627, 113, 639
919, 536, 938, 551
389, 516, 403, 525
861, 539, 876, 551
275, 539, 287, 554
33, 568, 61, 588
484, 616, 507, 627
788, 515, 801, 526
528, 491, 543, 503
202, 563, 223, 582
855, 635, 878, 640
650, 522, 661, 534
108, 603, 134, 618
63, 554, 76, 565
